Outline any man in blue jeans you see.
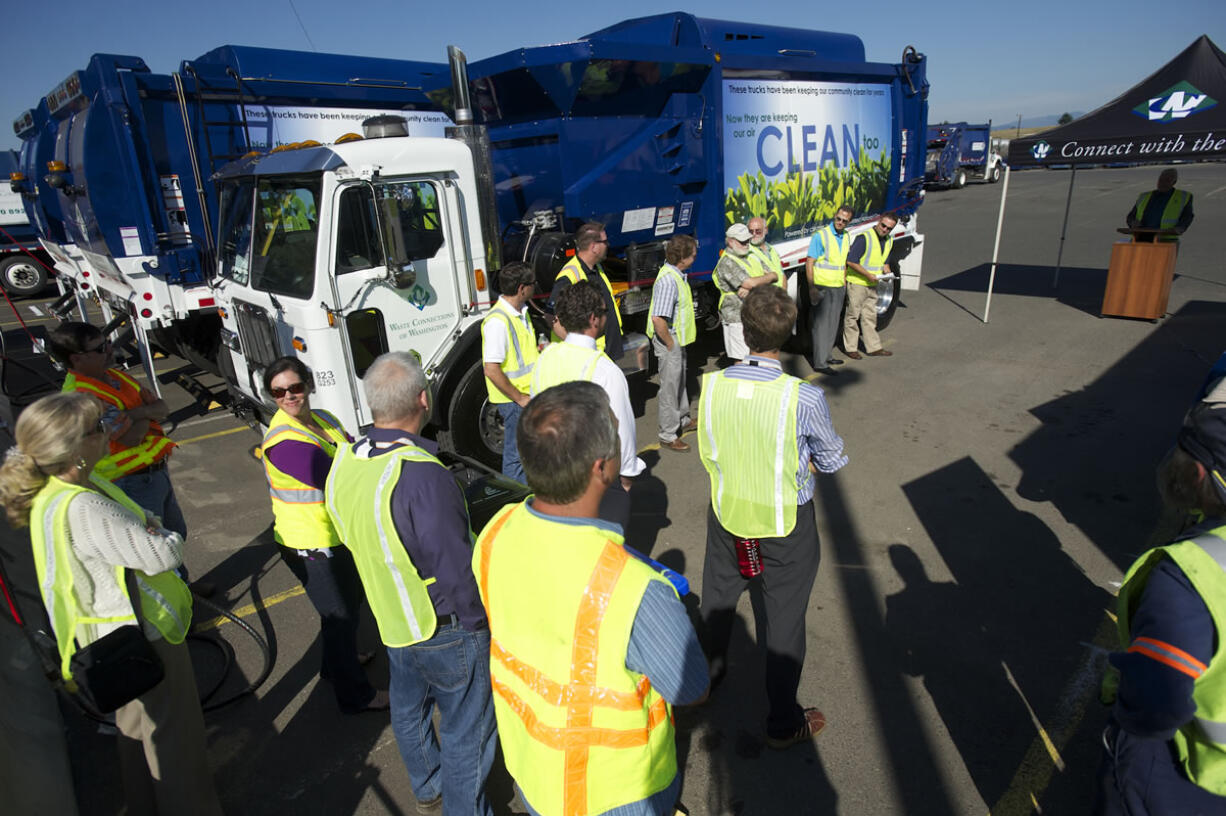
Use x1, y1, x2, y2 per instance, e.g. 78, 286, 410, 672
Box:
326, 351, 495, 816
481, 262, 539, 483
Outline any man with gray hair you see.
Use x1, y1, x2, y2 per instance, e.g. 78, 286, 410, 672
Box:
325, 351, 496, 816
473, 381, 708, 816
713, 222, 778, 361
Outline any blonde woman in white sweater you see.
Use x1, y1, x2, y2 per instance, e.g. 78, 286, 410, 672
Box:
0, 392, 222, 816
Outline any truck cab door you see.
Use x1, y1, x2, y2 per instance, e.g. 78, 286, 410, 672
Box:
328, 177, 464, 427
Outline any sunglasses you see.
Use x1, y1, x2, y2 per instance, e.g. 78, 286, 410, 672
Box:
83, 339, 112, 354
86, 418, 107, 437
270, 382, 308, 399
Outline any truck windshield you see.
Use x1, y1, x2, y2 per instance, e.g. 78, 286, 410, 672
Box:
250, 176, 323, 299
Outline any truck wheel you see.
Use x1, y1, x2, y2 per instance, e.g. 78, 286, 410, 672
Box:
447, 361, 503, 470
876, 274, 901, 331
953, 169, 968, 189
989, 164, 1002, 183
0, 255, 48, 297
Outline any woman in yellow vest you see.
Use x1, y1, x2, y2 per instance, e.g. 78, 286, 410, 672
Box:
0, 392, 222, 815
261, 357, 387, 713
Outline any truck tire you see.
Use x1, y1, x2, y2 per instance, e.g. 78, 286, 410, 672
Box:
0, 255, 48, 297
952, 169, 967, 189
989, 163, 1002, 183
875, 273, 901, 331
447, 361, 503, 470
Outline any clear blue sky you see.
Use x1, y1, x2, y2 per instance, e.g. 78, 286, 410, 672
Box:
2, 0, 1222, 152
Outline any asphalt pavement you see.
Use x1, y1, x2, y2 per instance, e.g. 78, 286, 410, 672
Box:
2, 162, 1224, 815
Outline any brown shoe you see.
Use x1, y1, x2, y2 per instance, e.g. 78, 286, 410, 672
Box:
680, 419, 699, 434
844, 350, 862, 360
766, 708, 827, 749
867, 349, 893, 357
659, 437, 690, 452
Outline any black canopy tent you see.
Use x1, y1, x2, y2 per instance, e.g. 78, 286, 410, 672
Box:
980, 35, 1226, 322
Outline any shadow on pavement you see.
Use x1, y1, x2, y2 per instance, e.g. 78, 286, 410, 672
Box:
816, 468, 959, 815
1008, 299, 1226, 571
899, 457, 1109, 813
929, 263, 1110, 320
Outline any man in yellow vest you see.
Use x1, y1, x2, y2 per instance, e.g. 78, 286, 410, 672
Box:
550, 222, 624, 360
473, 381, 709, 816
842, 213, 897, 360
805, 206, 855, 375
712, 223, 778, 361
532, 281, 645, 530
1094, 400, 1226, 814
649, 234, 699, 452
1126, 168, 1194, 243
325, 352, 496, 816
698, 285, 848, 750
482, 262, 539, 483
48, 322, 213, 596
747, 216, 787, 291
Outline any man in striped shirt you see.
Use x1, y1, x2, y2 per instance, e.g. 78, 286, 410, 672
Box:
697, 286, 847, 750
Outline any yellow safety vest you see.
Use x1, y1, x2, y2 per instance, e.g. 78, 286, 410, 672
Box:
530, 340, 603, 396
482, 298, 539, 403
473, 502, 677, 816
62, 369, 176, 481
847, 229, 894, 287
262, 408, 349, 548
714, 252, 760, 313
749, 243, 786, 289
809, 224, 851, 288
29, 474, 192, 683
697, 368, 802, 538
646, 263, 696, 347
324, 440, 445, 647
1116, 527, 1226, 794
1134, 189, 1191, 242
554, 258, 622, 350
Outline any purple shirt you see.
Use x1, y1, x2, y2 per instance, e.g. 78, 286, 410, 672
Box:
265, 439, 334, 488
361, 427, 487, 631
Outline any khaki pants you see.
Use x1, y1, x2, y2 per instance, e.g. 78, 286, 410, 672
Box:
843, 282, 881, 353
115, 637, 223, 816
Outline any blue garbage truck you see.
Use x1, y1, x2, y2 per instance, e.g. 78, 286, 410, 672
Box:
924, 121, 1002, 188
12, 13, 930, 466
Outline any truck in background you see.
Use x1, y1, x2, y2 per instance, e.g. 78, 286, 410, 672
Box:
12, 13, 930, 467
0, 148, 54, 296
925, 121, 1002, 188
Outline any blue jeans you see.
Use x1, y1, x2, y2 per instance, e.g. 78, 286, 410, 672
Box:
113, 467, 187, 538
498, 402, 526, 484
114, 466, 191, 580
388, 623, 496, 816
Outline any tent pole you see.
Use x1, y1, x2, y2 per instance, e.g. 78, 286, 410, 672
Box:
1053, 165, 1077, 287
984, 165, 1011, 323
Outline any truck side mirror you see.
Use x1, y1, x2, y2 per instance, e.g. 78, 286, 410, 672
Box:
389, 262, 416, 290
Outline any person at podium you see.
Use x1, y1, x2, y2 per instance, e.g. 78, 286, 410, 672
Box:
1126, 168, 1194, 243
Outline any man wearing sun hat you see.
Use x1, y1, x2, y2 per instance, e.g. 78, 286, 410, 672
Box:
1094, 399, 1226, 814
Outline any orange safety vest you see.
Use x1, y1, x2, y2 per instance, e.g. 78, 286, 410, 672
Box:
63, 369, 175, 480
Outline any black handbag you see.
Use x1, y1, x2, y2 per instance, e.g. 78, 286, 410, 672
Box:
68, 569, 164, 713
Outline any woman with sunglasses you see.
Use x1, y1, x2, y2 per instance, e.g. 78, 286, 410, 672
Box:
261, 357, 388, 713
0, 392, 222, 814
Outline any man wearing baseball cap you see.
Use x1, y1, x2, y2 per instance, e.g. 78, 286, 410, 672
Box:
1094, 401, 1226, 814
711, 223, 778, 361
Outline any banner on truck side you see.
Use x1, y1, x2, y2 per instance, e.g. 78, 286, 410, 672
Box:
722, 79, 893, 245
240, 106, 454, 151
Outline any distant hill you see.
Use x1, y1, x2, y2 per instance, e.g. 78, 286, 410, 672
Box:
1020, 112, 1086, 128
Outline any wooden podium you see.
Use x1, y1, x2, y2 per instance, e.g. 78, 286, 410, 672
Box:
1101, 228, 1177, 320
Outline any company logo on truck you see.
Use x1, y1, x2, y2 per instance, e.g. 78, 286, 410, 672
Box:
1133, 82, 1217, 122
1031, 141, 1051, 161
